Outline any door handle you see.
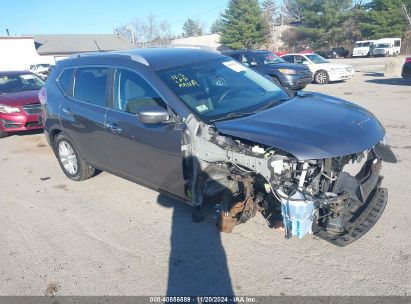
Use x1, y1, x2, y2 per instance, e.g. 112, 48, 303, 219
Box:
62, 107, 73, 116
106, 121, 122, 134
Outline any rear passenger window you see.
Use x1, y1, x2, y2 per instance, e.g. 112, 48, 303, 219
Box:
57, 69, 74, 96
113, 69, 166, 114
73, 67, 109, 107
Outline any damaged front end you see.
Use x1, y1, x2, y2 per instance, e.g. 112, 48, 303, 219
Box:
183, 115, 396, 247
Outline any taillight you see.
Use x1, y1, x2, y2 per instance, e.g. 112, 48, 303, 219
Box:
405, 57, 411, 63
38, 87, 47, 105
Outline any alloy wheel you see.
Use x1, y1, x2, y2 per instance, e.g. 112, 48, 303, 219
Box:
58, 140, 78, 175
316, 72, 328, 84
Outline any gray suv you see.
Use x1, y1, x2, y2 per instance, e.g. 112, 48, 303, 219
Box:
42, 48, 396, 246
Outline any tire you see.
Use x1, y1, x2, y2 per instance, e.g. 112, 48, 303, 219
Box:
0, 131, 9, 138
54, 132, 95, 181
314, 70, 330, 84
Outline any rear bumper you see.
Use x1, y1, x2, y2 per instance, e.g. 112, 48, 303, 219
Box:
0, 113, 42, 133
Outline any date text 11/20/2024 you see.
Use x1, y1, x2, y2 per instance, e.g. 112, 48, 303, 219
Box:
149, 296, 256, 302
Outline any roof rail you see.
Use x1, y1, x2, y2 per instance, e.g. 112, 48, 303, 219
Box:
66, 50, 150, 66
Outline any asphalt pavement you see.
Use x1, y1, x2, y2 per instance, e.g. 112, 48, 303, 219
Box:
0, 58, 410, 296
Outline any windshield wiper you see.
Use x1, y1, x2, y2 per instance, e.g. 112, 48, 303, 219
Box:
210, 111, 257, 122
254, 97, 290, 112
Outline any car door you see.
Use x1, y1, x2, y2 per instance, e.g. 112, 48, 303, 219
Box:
105, 67, 186, 197
60, 66, 111, 168
281, 55, 295, 64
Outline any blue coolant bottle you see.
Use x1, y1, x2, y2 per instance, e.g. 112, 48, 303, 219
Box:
280, 191, 315, 239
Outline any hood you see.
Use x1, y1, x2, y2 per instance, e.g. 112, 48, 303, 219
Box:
214, 92, 385, 160
0, 90, 40, 107
264, 62, 309, 71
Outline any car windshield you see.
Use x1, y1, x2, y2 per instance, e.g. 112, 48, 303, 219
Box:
0, 73, 44, 93
38, 64, 50, 68
306, 54, 329, 64
376, 43, 389, 48
252, 52, 285, 65
157, 58, 289, 122
355, 42, 371, 47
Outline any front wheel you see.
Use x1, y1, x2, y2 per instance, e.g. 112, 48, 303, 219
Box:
314, 70, 330, 84
55, 133, 95, 181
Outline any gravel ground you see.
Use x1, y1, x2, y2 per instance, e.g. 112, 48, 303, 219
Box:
0, 58, 410, 296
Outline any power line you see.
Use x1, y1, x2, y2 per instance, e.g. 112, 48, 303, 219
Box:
169, 4, 226, 25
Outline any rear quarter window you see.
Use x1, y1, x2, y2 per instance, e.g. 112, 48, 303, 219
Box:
57, 68, 74, 96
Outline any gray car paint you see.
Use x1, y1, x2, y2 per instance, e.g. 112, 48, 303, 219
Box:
214, 92, 385, 160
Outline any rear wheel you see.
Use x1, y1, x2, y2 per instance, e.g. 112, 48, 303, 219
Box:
314, 70, 330, 84
55, 133, 95, 181
0, 131, 9, 138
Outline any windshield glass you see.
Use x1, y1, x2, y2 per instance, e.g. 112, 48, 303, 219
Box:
306, 54, 328, 64
249, 51, 285, 65
38, 64, 50, 68
355, 42, 371, 47
157, 58, 289, 121
0, 73, 44, 93
376, 43, 389, 48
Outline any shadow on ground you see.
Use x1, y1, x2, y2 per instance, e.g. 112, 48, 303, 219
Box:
365, 78, 411, 86
156, 194, 235, 296
363, 72, 385, 77
8, 129, 44, 137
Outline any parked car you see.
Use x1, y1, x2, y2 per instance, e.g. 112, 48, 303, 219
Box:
29, 63, 51, 80
331, 47, 350, 58
223, 50, 312, 91
281, 53, 354, 84
0, 71, 44, 138
402, 57, 411, 79
42, 48, 396, 246
315, 50, 339, 59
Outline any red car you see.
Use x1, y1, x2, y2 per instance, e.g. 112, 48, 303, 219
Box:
0, 71, 44, 138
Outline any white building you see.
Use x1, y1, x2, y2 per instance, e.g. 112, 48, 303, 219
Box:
0, 37, 55, 71
0, 34, 133, 71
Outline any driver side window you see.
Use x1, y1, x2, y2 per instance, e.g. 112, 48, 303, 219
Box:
295, 55, 307, 64
114, 69, 166, 115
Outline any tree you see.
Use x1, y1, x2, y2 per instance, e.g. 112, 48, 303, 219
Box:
262, 0, 280, 50
220, 0, 269, 49
210, 18, 223, 34
360, 0, 408, 39
281, 0, 353, 49
115, 14, 173, 46
182, 18, 204, 37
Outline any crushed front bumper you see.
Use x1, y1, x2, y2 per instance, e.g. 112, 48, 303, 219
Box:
315, 183, 387, 246
314, 145, 395, 246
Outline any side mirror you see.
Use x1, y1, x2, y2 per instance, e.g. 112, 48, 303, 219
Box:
136, 106, 170, 124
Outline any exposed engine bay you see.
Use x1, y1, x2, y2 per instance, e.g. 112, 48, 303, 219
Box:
183, 115, 397, 246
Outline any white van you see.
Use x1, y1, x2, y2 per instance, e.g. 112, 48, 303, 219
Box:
352, 40, 376, 57
372, 38, 401, 56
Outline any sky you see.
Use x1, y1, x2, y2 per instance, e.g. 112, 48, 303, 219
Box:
0, 0, 232, 37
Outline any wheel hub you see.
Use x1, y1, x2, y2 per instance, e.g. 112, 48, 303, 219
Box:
58, 141, 78, 175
